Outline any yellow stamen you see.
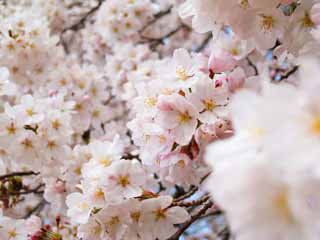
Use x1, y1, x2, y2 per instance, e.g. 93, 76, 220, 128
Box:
26, 108, 34, 116
230, 47, 240, 56
108, 216, 120, 226
176, 68, 189, 81
178, 112, 191, 124
301, 11, 314, 28
144, 97, 157, 107
8, 229, 17, 238
274, 189, 295, 223
78, 202, 88, 210
203, 98, 216, 111
154, 208, 166, 221
260, 15, 275, 32
6, 123, 16, 135
118, 175, 130, 187
131, 211, 141, 222
21, 138, 33, 149
94, 188, 105, 200
51, 119, 61, 130
47, 140, 56, 150
311, 115, 320, 134
99, 157, 111, 167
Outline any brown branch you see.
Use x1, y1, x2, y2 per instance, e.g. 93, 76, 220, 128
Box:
0, 171, 39, 181
174, 186, 198, 202
246, 57, 258, 76
60, 0, 105, 53
195, 33, 212, 52
171, 194, 211, 208
61, 0, 105, 33
167, 200, 214, 240
218, 226, 231, 240
140, 25, 185, 48
139, 5, 173, 34
200, 171, 211, 184
198, 208, 224, 219
277, 65, 299, 81
24, 198, 47, 219
4, 184, 44, 196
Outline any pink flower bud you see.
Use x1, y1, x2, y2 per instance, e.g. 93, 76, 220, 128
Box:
227, 67, 246, 92
54, 181, 65, 194
208, 49, 237, 73
156, 96, 174, 111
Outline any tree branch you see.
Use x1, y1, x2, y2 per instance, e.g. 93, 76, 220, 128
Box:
277, 65, 299, 81
140, 25, 186, 49
61, 0, 105, 34
171, 194, 211, 208
2, 183, 44, 197
24, 198, 47, 219
195, 33, 212, 52
246, 57, 258, 76
139, 5, 173, 34
60, 0, 105, 53
174, 186, 198, 202
167, 200, 214, 240
0, 171, 39, 181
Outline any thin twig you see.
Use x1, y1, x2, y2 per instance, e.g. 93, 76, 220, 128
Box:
167, 200, 214, 240
140, 25, 186, 49
0, 171, 39, 181
174, 186, 198, 202
24, 198, 47, 218
171, 194, 211, 207
246, 57, 258, 76
61, 0, 105, 34
277, 65, 298, 81
139, 5, 173, 34
195, 33, 212, 52
6, 184, 44, 196
60, 0, 105, 53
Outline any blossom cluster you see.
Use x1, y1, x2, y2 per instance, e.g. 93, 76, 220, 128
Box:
1, 0, 320, 239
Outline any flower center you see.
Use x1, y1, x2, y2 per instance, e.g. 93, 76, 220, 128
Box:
311, 115, 320, 134
21, 138, 33, 149
131, 211, 141, 222
260, 15, 275, 32
92, 225, 102, 235
203, 98, 216, 111
47, 140, 56, 150
26, 107, 34, 116
99, 157, 111, 167
78, 202, 88, 210
144, 97, 157, 107
300, 11, 314, 29
6, 123, 16, 135
158, 135, 166, 143
239, 0, 249, 9
230, 47, 240, 56
178, 112, 191, 124
176, 67, 189, 81
51, 119, 61, 130
177, 160, 186, 168
154, 208, 166, 221
274, 189, 295, 223
94, 188, 105, 200
8, 229, 17, 238
92, 110, 100, 118
118, 175, 130, 187
108, 216, 120, 226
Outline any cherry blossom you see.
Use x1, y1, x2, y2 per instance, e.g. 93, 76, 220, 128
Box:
1, 0, 320, 239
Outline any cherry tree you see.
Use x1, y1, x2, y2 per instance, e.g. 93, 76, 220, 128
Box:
0, 0, 319, 239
